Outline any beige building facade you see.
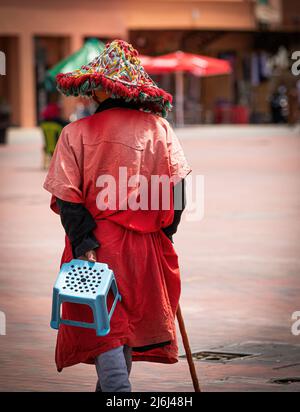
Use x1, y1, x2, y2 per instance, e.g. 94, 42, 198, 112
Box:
0, 0, 299, 127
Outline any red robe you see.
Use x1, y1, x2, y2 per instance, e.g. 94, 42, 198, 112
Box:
44, 107, 191, 371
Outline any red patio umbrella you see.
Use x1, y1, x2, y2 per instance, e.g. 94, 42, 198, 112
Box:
140, 51, 232, 126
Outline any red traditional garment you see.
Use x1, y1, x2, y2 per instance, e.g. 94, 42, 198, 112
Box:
44, 107, 191, 371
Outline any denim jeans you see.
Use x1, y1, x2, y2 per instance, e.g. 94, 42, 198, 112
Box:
95, 345, 132, 392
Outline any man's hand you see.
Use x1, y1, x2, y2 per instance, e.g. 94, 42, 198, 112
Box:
79, 249, 97, 262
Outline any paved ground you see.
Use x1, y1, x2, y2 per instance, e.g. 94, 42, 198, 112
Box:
0, 125, 300, 392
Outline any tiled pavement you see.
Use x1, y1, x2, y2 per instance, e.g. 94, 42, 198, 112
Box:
0, 126, 300, 392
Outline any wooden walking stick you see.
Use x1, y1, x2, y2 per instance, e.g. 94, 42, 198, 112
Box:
176, 304, 201, 392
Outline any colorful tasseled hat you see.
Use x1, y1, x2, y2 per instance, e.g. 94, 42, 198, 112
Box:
56, 39, 173, 118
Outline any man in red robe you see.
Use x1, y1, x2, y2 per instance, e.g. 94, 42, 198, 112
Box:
44, 40, 191, 392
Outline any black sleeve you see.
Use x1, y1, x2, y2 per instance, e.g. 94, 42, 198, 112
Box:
56, 198, 100, 258
162, 179, 186, 242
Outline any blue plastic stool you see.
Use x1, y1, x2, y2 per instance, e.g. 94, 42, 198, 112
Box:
50, 259, 121, 336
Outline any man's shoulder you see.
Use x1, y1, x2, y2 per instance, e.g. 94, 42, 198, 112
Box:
61, 114, 94, 132
101, 107, 167, 123
60, 110, 171, 142
59, 113, 102, 144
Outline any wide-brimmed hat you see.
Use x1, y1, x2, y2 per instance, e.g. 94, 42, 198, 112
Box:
56, 39, 173, 117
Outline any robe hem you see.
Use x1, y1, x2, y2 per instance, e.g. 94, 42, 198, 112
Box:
56, 332, 176, 372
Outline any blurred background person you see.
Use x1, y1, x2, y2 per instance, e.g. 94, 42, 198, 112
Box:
0, 97, 10, 144
40, 101, 68, 169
